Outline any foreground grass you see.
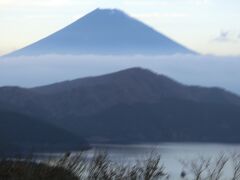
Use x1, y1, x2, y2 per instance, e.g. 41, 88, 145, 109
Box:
0, 159, 78, 180
1, 152, 240, 179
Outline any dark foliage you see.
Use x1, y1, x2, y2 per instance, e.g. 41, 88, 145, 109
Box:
0, 160, 78, 180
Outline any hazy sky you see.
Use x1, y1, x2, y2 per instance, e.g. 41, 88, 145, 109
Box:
1, 54, 240, 94
1, 0, 240, 56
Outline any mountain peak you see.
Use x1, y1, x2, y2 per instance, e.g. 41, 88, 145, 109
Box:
112, 67, 157, 77
92, 8, 126, 15
82, 8, 129, 21
7, 8, 196, 56
80, 8, 131, 22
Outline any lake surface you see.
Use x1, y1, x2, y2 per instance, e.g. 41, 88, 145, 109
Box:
86, 143, 240, 179
38, 143, 240, 179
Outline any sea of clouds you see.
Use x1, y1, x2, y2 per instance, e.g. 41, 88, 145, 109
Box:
0, 54, 240, 94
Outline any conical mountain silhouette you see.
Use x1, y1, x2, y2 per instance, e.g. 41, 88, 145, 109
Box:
9, 8, 196, 56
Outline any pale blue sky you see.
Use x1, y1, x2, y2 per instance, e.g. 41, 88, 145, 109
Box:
1, 0, 239, 56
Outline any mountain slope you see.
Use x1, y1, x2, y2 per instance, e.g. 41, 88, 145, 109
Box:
1, 67, 240, 120
7, 9, 195, 56
72, 99, 240, 143
30, 68, 240, 119
0, 68, 240, 144
0, 109, 89, 154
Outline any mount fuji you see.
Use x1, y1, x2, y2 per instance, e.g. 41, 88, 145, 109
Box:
7, 8, 196, 56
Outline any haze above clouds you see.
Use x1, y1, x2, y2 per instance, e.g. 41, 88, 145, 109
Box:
1, 0, 240, 56
0, 54, 239, 95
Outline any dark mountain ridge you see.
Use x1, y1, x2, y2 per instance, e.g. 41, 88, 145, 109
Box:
75, 99, 240, 143
0, 68, 240, 144
1, 68, 239, 120
32, 67, 240, 106
0, 109, 89, 154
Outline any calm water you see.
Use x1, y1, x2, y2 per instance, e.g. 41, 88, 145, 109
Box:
87, 143, 240, 179
38, 143, 240, 179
